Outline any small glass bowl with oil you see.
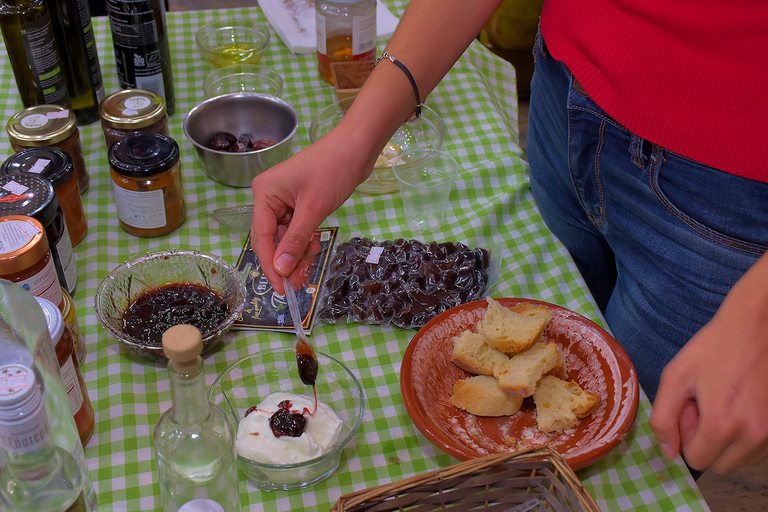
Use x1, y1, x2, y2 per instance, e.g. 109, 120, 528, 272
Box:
196, 18, 271, 68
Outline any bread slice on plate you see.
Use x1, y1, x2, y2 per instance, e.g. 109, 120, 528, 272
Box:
494, 341, 561, 397
533, 375, 602, 433
450, 375, 524, 417
477, 297, 549, 355
451, 329, 509, 376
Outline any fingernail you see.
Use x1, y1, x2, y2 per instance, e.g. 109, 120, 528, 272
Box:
660, 443, 677, 459
275, 252, 296, 274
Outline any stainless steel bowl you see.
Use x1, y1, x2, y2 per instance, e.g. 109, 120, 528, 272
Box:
183, 93, 298, 187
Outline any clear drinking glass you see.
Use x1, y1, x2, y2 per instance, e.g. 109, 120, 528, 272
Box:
392, 148, 459, 233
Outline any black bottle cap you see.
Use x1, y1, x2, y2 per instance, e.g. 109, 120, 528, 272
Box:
0, 174, 58, 228
0, 147, 74, 190
108, 132, 179, 178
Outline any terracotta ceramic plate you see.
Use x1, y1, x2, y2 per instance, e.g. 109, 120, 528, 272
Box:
400, 298, 639, 470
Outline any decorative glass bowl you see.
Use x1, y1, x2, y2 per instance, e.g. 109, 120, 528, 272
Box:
309, 97, 446, 194
196, 18, 271, 67
208, 347, 365, 490
203, 64, 283, 99
94, 249, 246, 360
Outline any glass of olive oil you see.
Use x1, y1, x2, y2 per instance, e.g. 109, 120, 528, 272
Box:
196, 18, 271, 68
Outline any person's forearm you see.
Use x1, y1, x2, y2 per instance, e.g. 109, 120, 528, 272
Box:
332, 0, 503, 180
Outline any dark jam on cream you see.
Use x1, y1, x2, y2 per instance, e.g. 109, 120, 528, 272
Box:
122, 283, 229, 344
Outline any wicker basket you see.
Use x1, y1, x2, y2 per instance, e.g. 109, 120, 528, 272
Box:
330, 446, 600, 512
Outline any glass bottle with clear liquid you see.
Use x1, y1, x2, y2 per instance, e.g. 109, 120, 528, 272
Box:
153, 324, 240, 512
0, 363, 86, 511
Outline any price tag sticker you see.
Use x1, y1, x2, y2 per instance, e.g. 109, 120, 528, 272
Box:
365, 246, 384, 264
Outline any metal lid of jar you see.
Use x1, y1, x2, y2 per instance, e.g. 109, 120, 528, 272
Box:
109, 132, 180, 178
99, 89, 167, 130
0, 175, 58, 228
0, 147, 74, 190
6, 106, 77, 147
0, 216, 50, 275
34, 296, 64, 344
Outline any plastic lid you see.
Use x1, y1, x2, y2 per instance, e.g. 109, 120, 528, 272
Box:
0, 147, 74, 190
0, 364, 40, 420
99, 89, 167, 129
34, 296, 64, 344
0, 174, 58, 228
0, 216, 49, 275
162, 324, 203, 373
6, 105, 77, 146
109, 132, 180, 178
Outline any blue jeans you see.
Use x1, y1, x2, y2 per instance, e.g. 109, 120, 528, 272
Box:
526, 33, 768, 401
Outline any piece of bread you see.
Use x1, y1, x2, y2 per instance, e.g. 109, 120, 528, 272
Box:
494, 342, 561, 397
532, 375, 602, 433
510, 302, 553, 343
450, 376, 524, 417
451, 329, 509, 376
477, 297, 549, 355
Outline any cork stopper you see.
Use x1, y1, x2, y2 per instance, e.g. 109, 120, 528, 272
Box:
162, 324, 203, 373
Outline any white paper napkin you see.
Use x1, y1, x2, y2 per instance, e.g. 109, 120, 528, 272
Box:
259, 0, 400, 54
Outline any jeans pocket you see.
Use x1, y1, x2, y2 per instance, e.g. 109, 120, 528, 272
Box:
649, 151, 768, 255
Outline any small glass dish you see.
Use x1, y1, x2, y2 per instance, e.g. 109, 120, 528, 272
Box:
203, 64, 283, 98
94, 249, 246, 361
209, 347, 365, 491
309, 97, 446, 194
196, 18, 271, 68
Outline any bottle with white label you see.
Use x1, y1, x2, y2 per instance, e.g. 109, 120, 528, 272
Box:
0, 363, 87, 511
35, 297, 94, 447
0, 280, 98, 511
154, 325, 240, 512
315, 0, 376, 84
106, 0, 176, 116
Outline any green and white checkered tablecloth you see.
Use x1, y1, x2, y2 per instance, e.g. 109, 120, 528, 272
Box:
0, 3, 710, 511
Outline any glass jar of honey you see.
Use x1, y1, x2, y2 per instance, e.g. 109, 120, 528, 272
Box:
0, 175, 78, 294
0, 215, 63, 308
0, 147, 87, 246
36, 296, 95, 447
99, 89, 169, 149
6, 105, 90, 193
108, 132, 185, 237
60, 286, 86, 364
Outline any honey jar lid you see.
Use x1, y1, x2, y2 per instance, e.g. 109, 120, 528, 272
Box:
0, 147, 74, 190
0, 175, 58, 229
34, 296, 64, 344
109, 132, 180, 178
0, 216, 50, 275
162, 324, 203, 373
99, 89, 167, 130
6, 106, 77, 147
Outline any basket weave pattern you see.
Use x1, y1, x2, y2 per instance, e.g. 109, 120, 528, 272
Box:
330, 446, 600, 512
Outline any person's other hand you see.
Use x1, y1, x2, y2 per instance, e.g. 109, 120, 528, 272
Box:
650, 265, 768, 473
251, 129, 373, 295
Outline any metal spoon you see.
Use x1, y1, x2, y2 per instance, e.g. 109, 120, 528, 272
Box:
282, 275, 318, 386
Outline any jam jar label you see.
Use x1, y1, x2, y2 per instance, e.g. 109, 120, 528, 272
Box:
111, 184, 167, 229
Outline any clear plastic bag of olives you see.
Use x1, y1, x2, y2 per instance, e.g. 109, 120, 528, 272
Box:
318, 236, 500, 329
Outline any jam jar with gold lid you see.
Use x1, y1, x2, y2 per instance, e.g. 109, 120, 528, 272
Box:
0, 147, 87, 246
6, 105, 90, 193
99, 89, 169, 149
108, 132, 185, 237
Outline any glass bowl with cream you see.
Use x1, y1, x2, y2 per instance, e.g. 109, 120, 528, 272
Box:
208, 346, 365, 490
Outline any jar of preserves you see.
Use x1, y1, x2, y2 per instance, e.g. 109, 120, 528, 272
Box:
35, 296, 95, 447
315, 0, 376, 84
99, 89, 168, 149
0, 215, 62, 308
60, 286, 86, 364
6, 105, 90, 193
0, 146, 87, 246
108, 132, 185, 237
0, 175, 77, 294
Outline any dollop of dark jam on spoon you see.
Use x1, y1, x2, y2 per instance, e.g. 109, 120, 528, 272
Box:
296, 352, 318, 387
268, 400, 306, 437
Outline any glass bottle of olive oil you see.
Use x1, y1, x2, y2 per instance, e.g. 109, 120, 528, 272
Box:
45, 0, 106, 125
0, 0, 70, 108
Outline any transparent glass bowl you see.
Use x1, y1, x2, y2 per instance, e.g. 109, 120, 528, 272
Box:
208, 347, 365, 491
94, 249, 246, 361
309, 97, 446, 194
196, 18, 271, 67
203, 64, 283, 99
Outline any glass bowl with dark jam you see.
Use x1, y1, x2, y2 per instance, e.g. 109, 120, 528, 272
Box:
94, 249, 246, 360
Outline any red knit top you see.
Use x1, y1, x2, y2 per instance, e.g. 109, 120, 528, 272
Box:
541, 0, 768, 182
